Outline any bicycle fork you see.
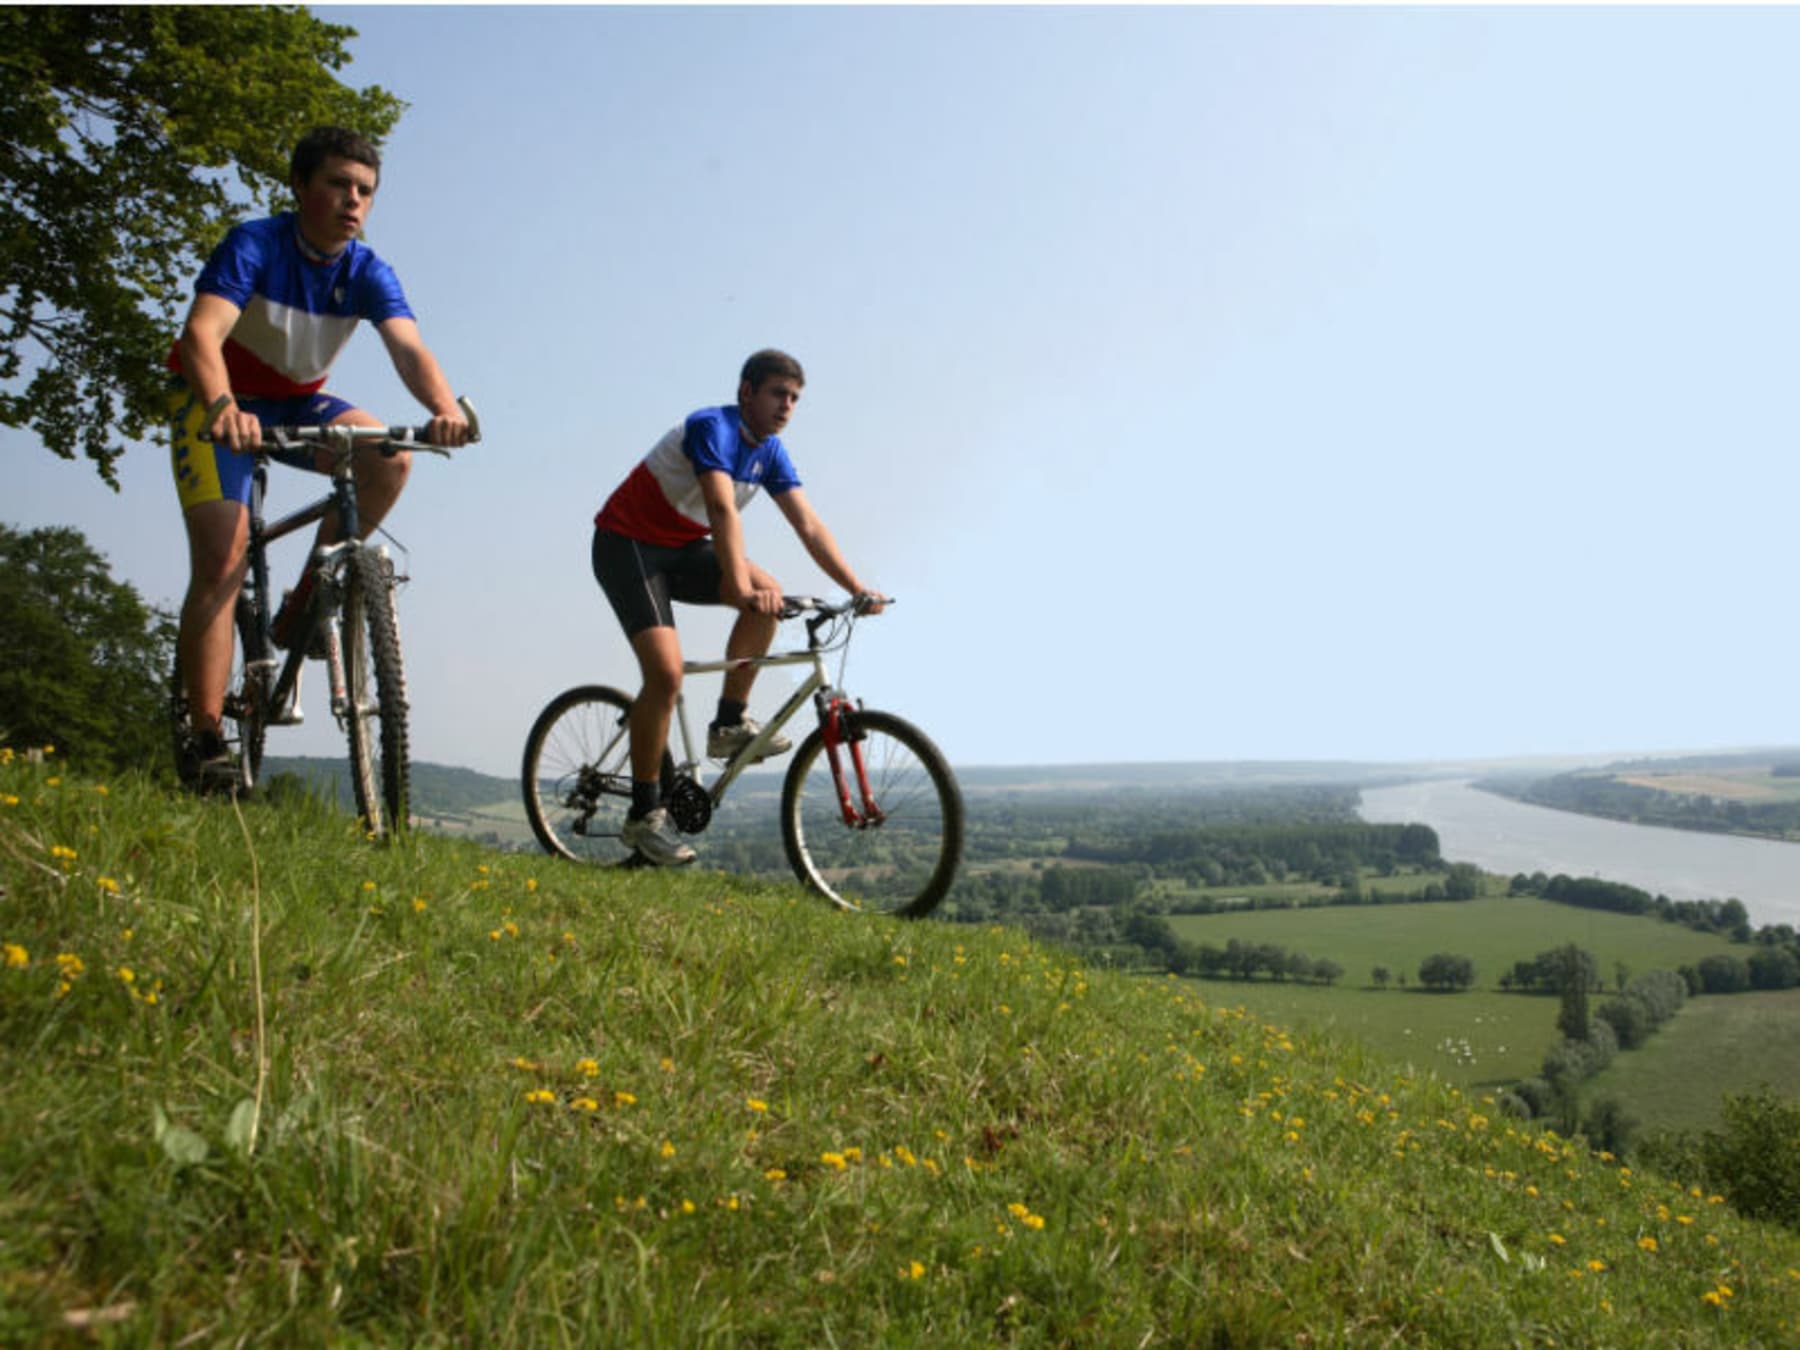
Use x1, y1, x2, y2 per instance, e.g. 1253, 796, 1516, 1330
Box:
819, 695, 885, 829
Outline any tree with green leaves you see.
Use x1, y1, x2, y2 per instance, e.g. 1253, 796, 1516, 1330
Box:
1, 6, 402, 485
0, 523, 174, 770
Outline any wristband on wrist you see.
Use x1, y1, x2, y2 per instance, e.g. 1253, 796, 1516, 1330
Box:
205, 393, 235, 422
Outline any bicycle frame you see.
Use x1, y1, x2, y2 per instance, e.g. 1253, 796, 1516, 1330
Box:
668, 607, 883, 828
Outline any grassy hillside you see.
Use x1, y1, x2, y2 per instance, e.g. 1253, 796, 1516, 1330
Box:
4, 749, 1799, 1344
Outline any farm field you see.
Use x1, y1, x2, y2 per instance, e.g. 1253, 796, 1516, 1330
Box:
1584, 988, 1800, 1133
1197, 982, 1557, 1089
1166, 895, 1744, 986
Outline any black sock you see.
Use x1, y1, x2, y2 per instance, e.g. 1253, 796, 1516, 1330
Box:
630, 780, 660, 820
714, 698, 746, 729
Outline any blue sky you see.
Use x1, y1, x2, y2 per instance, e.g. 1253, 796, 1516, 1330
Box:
9, 5, 1800, 778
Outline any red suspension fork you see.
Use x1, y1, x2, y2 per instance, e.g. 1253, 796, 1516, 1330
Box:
822, 698, 884, 827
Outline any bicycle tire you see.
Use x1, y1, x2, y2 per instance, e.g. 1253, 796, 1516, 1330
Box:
521, 685, 674, 863
168, 592, 266, 794
780, 708, 963, 918
340, 547, 409, 837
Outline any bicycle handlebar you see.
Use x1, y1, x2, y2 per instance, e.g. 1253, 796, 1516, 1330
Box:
211, 395, 482, 458
780, 594, 892, 622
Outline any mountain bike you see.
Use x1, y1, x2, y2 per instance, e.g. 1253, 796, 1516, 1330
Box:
521, 597, 964, 917
169, 398, 479, 837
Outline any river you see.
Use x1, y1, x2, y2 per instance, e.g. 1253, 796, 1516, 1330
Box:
1357, 778, 1800, 931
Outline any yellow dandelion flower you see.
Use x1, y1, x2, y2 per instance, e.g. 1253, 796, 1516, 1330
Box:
96, 876, 120, 895
725, 1195, 740, 1211
680, 1199, 696, 1214
1587, 1260, 1607, 1273
46, 776, 61, 787
93, 784, 108, 796
511, 1057, 540, 1072
526, 878, 539, 893
503, 920, 520, 937
361, 880, 377, 892
1702, 1291, 1723, 1308
893, 954, 907, 966
1007, 1202, 1031, 1220
1638, 1236, 1658, 1253
143, 991, 159, 1006
1549, 1234, 1566, 1246
571, 1097, 600, 1113
525, 1089, 556, 1105
412, 898, 428, 913
614, 1090, 637, 1107
901, 1260, 926, 1280
764, 1168, 786, 1182
1, 794, 17, 807
488, 929, 503, 942
660, 1140, 677, 1159
747, 1098, 769, 1113
844, 1146, 862, 1162
576, 1058, 599, 1078
3, 943, 27, 969
660, 1056, 675, 1073
821, 1152, 848, 1171
478, 864, 490, 876
116, 966, 134, 984
55, 953, 84, 977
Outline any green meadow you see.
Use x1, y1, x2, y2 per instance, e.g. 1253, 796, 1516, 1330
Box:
3, 751, 1798, 1344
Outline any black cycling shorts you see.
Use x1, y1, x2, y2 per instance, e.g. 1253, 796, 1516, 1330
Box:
592, 527, 726, 638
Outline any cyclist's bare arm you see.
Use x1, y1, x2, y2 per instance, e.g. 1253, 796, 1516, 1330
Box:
773, 487, 885, 614
376, 317, 471, 447
700, 470, 784, 615
175, 293, 263, 452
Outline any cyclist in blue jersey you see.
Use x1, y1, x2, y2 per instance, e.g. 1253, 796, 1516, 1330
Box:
166, 126, 471, 787
592, 350, 887, 866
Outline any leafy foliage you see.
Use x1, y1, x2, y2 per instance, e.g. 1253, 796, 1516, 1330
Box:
0, 523, 173, 770
0, 6, 402, 483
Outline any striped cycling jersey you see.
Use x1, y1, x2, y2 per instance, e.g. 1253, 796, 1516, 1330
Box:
165, 212, 413, 398
595, 405, 802, 547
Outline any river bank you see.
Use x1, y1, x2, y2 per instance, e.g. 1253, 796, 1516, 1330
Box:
1357, 778, 1800, 930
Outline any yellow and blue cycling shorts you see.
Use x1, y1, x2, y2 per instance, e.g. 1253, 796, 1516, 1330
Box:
168, 380, 357, 511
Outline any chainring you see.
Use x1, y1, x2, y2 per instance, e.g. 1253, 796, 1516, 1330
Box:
666, 775, 712, 834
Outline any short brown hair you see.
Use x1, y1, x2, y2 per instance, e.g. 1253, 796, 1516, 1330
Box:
740, 349, 805, 391
291, 126, 381, 188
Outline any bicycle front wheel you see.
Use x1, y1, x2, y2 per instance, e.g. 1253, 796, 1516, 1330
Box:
781, 708, 963, 918
522, 686, 672, 863
340, 547, 409, 837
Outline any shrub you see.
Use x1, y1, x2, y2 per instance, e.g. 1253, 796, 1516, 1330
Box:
1699, 1089, 1800, 1231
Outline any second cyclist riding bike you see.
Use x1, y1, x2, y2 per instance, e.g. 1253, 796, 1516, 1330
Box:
521, 596, 963, 918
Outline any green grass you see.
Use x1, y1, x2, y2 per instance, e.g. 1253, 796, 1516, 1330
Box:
1167, 897, 1745, 986
4, 750, 1799, 1344
1165, 899, 1766, 1113
1585, 990, 1800, 1135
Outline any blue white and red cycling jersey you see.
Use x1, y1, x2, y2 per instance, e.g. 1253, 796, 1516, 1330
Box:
164, 212, 414, 399
595, 405, 803, 548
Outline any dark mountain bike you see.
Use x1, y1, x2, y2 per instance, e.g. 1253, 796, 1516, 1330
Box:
170, 398, 478, 837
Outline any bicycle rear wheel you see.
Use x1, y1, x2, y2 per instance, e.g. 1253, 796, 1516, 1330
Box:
169, 591, 267, 794
780, 708, 963, 918
340, 547, 409, 837
522, 685, 675, 862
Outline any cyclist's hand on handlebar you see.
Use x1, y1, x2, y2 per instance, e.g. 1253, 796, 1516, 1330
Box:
211, 405, 264, 455
423, 409, 472, 448
739, 588, 787, 617
853, 590, 888, 616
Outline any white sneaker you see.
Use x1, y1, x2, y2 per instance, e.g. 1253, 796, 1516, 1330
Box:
620, 807, 697, 867
707, 716, 792, 763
